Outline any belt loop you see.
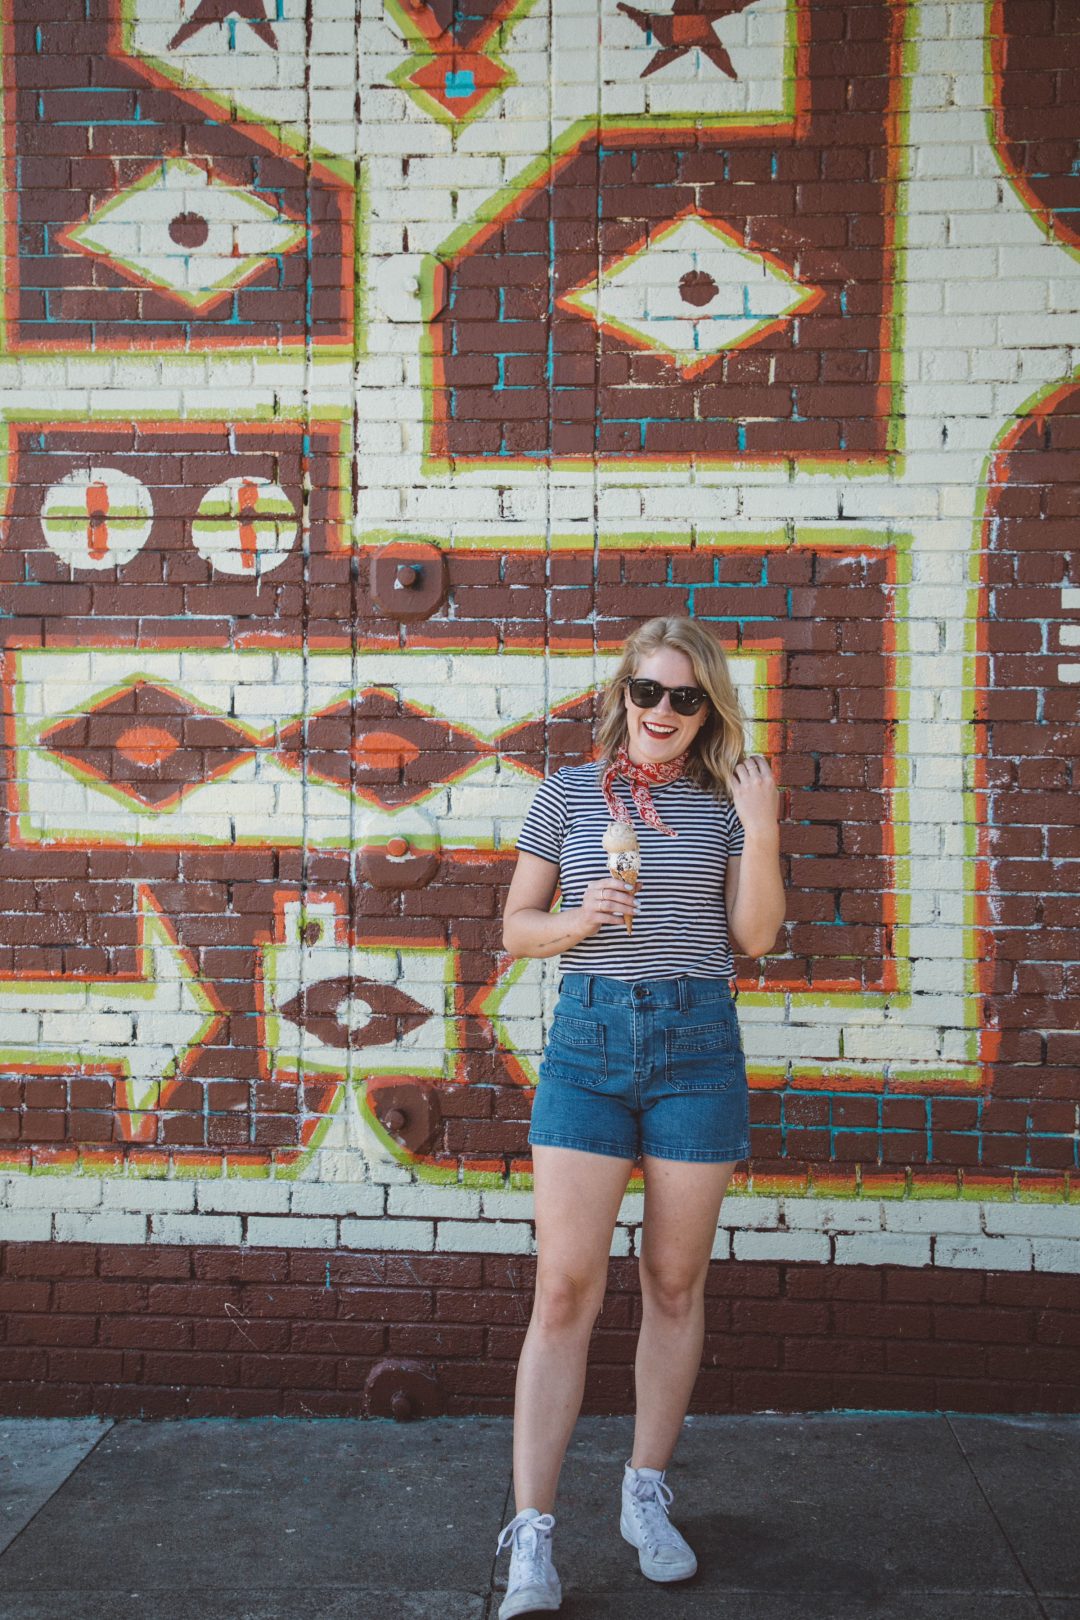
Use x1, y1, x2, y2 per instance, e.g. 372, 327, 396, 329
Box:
677, 978, 688, 1011
583, 975, 593, 1007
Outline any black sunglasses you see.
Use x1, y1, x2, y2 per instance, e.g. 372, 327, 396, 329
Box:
625, 677, 709, 717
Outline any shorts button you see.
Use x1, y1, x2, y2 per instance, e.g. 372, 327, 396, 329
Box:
634, 985, 648, 1000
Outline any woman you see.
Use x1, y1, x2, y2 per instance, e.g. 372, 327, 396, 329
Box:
495, 616, 784, 1617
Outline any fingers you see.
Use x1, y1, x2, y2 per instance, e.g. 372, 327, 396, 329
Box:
735, 754, 777, 783
590, 880, 636, 924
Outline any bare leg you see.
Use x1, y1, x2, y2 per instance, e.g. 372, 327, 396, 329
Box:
512, 1145, 634, 1513
631, 1156, 739, 1471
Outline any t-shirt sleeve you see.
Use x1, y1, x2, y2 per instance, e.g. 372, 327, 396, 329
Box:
515, 773, 568, 866
724, 796, 745, 857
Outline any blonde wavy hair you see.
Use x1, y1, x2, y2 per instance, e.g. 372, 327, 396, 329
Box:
595, 617, 748, 800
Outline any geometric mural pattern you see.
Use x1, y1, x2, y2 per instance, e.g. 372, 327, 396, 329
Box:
0, 0, 1077, 1226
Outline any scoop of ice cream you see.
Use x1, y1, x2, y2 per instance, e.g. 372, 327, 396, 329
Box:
602, 819, 639, 856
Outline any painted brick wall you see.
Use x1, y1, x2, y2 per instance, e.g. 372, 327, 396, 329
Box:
0, 0, 1078, 1417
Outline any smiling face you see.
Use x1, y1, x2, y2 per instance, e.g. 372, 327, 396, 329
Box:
622, 645, 711, 767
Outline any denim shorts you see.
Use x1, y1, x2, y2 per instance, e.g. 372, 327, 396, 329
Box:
528, 973, 750, 1165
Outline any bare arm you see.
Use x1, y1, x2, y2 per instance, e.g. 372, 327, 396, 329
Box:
502, 851, 636, 959
723, 755, 786, 959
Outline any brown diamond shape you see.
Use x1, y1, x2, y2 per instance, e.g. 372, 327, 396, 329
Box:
40, 681, 258, 808
276, 688, 491, 808
278, 975, 435, 1050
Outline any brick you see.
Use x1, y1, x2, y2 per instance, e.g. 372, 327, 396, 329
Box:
341, 1219, 434, 1252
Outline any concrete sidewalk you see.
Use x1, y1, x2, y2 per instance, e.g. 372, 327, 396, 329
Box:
0, 1413, 1077, 1619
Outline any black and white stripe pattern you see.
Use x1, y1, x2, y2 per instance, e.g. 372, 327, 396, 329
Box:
515, 761, 745, 981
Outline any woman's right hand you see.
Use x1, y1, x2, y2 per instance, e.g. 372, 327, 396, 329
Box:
573, 877, 637, 938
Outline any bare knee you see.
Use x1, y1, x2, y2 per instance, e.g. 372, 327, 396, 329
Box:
639, 1263, 705, 1322
532, 1268, 605, 1336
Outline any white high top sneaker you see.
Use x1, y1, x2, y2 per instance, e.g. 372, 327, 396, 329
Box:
495, 1508, 561, 1618
620, 1462, 698, 1581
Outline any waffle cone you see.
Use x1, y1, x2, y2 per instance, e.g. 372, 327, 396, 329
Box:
618, 869, 639, 935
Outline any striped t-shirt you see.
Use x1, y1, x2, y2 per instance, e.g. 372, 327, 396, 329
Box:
515, 760, 745, 981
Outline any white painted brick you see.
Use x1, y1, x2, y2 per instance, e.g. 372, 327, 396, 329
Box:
99, 1181, 195, 1214
617, 1193, 645, 1224
709, 1228, 733, 1260
834, 1233, 933, 1268
247, 1217, 337, 1249
0, 1211, 52, 1242
196, 1182, 291, 1215
150, 1215, 244, 1246
781, 1198, 881, 1232
882, 1200, 983, 1234
435, 1220, 532, 1254
719, 1197, 780, 1229
982, 1205, 1080, 1239
1031, 1240, 1080, 1275
7, 1178, 103, 1210
732, 1230, 830, 1263
481, 1190, 536, 1220
341, 1218, 434, 1251
387, 1185, 482, 1219
54, 1212, 146, 1245
609, 1227, 631, 1258
289, 1184, 386, 1218
934, 1235, 1033, 1271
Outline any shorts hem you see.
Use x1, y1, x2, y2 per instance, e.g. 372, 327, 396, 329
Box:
640, 1143, 750, 1164
528, 1130, 637, 1162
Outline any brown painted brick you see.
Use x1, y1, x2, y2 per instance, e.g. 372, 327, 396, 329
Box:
732, 1299, 829, 1335
339, 1288, 433, 1323
0, 1280, 52, 1311
52, 1281, 147, 1314
887, 1341, 988, 1378
101, 1317, 195, 1351
99, 1246, 192, 1279
3, 1244, 98, 1279
140, 1353, 243, 1387
932, 1306, 1031, 1344
8, 1313, 98, 1347
195, 1250, 291, 1284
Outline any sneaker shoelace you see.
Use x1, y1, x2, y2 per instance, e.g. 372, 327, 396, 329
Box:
497, 1511, 556, 1592
628, 1476, 685, 1554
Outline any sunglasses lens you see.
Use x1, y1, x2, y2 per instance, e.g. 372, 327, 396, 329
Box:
627, 678, 707, 715
628, 679, 662, 708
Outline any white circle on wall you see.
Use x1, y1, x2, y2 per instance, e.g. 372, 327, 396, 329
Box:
40, 467, 154, 571
192, 476, 298, 576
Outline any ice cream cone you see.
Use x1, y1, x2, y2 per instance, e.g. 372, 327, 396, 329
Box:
602, 819, 640, 935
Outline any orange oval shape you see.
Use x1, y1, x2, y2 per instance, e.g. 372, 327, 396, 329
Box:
351, 730, 420, 770
114, 724, 180, 768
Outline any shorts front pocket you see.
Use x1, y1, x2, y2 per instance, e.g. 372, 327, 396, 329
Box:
540, 1011, 608, 1089
664, 1015, 742, 1092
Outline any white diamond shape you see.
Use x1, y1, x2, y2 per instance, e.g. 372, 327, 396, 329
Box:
61, 157, 306, 311
559, 210, 823, 376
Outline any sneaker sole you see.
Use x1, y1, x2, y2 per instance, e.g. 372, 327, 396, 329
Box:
620, 1512, 697, 1583
498, 1583, 563, 1618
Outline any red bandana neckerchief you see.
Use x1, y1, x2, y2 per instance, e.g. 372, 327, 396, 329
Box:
600, 745, 689, 837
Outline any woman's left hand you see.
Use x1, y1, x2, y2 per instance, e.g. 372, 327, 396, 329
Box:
731, 755, 780, 838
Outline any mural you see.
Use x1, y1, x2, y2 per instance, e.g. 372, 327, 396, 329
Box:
0, 0, 1077, 1218
987, 0, 1080, 261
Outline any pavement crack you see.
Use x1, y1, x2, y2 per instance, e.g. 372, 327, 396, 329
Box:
0, 1419, 116, 1568
943, 1412, 1051, 1620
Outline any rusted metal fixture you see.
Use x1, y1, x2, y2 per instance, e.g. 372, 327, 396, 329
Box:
371, 540, 448, 621
357, 805, 440, 889
367, 1079, 443, 1155
365, 1359, 443, 1421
